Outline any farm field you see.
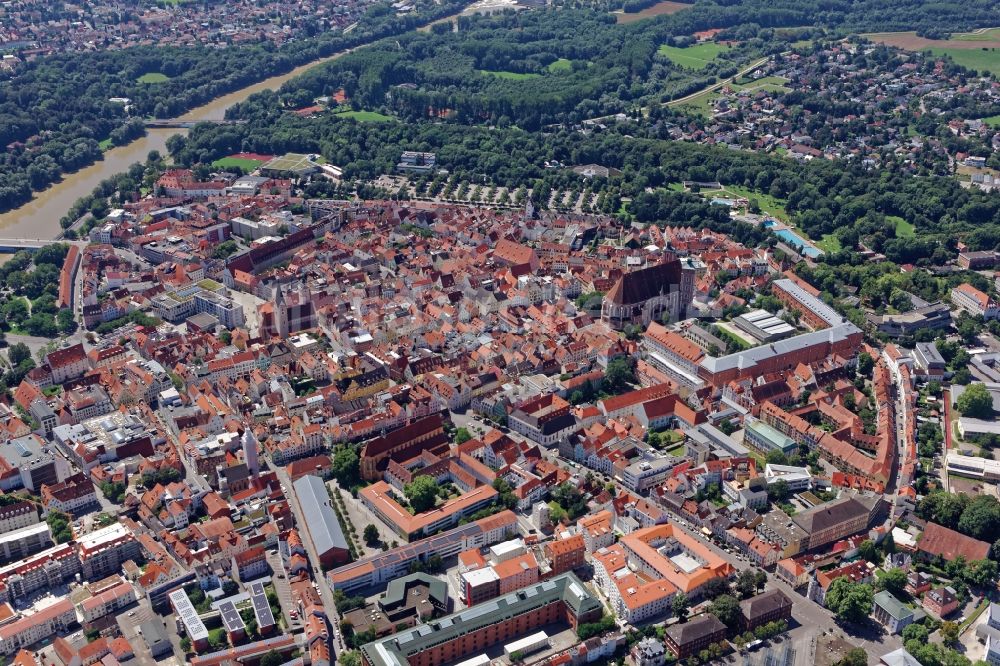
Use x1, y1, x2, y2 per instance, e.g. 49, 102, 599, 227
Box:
863, 30, 1000, 75
614, 0, 690, 24
658, 42, 731, 70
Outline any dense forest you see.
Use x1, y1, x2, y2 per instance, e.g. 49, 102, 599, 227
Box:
0, 0, 468, 213
265, 8, 774, 129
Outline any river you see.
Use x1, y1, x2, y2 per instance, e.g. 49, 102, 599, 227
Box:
0, 47, 362, 241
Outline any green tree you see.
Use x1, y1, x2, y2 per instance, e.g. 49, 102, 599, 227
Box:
825, 578, 873, 624
604, 358, 636, 394
259, 651, 286, 666
56, 309, 76, 334
767, 479, 791, 503
958, 495, 1000, 542
708, 594, 741, 633
902, 622, 928, 643
876, 568, 907, 597
331, 445, 359, 486
363, 524, 380, 546
340, 651, 362, 666
858, 539, 880, 563
837, 648, 869, 666
454, 427, 472, 444
405, 475, 440, 513
940, 620, 960, 645
735, 569, 757, 599
765, 449, 788, 465
857, 352, 874, 376
957, 383, 994, 419
7, 342, 30, 366
672, 592, 690, 623
965, 559, 999, 588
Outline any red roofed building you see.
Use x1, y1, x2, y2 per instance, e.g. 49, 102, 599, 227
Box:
45, 343, 89, 384
917, 522, 990, 563
601, 259, 694, 330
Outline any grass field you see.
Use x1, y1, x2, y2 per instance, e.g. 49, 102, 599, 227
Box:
212, 156, 265, 171
984, 114, 1000, 128
98, 138, 113, 151
890, 215, 915, 238
333, 109, 395, 122
478, 69, 541, 80
816, 234, 842, 253
722, 185, 788, 222
547, 58, 573, 72
614, 0, 690, 24
658, 42, 731, 70
953, 27, 1000, 41
137, 72, 170, 83
925, 47, 1000, 75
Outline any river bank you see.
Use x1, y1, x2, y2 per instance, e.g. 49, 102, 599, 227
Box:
0, 7, 469, 241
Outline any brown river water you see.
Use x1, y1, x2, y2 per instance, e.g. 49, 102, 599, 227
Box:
0, 47, 361, 240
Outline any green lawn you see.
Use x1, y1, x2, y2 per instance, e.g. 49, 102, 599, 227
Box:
332, 109, 395, 122
547, 58, 573, 72
952, 28, 1000, 41
983, 114, 1000, 128
478, 69, 541, 80
817, 234, 842, 253
657, 42, 731, 70
98, 138, 113, 151
137, 72, 171, 84
924, 47, 1000, 75
890, 215, 915, 238
212, 156, 265, 171
665, 444, 686, 457
700, 184, 789, 220
675, 88, 719, 115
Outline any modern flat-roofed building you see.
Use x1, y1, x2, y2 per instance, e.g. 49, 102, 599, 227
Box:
0, 522, 52, 562
913, 342, 946, 380
77, 522, 140, 581
359, 574, 602, 666
733, 309, 795, 342
743, 420, 798, 456
169, 588, 210, 652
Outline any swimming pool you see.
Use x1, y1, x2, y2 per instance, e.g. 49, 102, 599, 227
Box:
772, 228, 823, 258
